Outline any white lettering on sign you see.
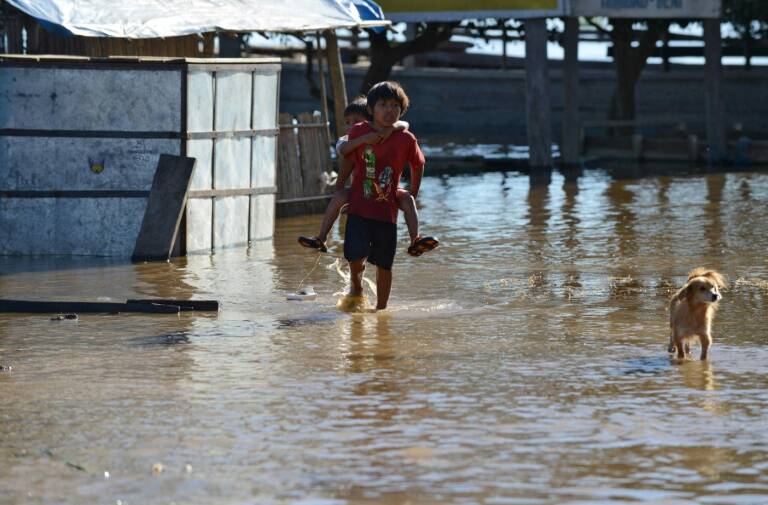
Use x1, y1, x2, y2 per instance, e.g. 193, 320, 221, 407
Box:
600, 0, 683, 8
571, 0, 719, 17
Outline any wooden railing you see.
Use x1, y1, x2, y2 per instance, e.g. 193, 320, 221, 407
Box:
276, 112, 334, 214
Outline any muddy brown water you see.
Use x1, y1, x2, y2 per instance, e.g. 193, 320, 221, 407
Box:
1, 166, 768, 504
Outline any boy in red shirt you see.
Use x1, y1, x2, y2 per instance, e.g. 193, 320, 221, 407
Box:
342, 81, 426, 310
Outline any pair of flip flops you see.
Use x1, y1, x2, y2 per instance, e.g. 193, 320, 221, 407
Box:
298, 236, 328, 253
408, 236, 439, 257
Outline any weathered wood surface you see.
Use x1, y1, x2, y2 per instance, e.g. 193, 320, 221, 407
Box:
298, 112, 329, 198
524, 18, 553, 169
126, 299, 219, 311
0, 300, 180, 314
704, 19, 727, 161
132, 154, 196, 262
324, 30, 348, 138
562, 17, 581, 166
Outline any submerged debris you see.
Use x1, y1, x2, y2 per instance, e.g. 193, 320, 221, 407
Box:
51, 313, 78, 321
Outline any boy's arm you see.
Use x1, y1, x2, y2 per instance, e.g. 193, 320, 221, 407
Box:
393, 120, 409, 132
409, 163, 424, 199
338, 131, 382, 156
335, 156, 354, 191
408, 140, 426, 199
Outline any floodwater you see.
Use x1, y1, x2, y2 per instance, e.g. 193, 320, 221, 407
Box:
2, 165, 768, 505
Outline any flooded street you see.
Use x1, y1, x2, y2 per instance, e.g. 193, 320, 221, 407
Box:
2, 166, 768, 504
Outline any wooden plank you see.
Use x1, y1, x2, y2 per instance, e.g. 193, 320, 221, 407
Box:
0, 299, 180, 314
561, 17, 581, 166
324, 30, 348, 139
704, 19, 727, 162
277, 113, 301, 200
132, 154, 196, 262
524, 18, 553, 169
189, 186, 276, 198
298, 113, 324, 198
127, 299, 219, 311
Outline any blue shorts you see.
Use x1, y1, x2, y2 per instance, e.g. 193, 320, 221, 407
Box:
344, 214, 397, 270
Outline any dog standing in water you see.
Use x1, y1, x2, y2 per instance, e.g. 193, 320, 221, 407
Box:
668, 268, 728, 360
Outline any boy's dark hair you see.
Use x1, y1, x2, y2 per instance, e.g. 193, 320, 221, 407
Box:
366, 81, 410, 116
344, 96, 370, 119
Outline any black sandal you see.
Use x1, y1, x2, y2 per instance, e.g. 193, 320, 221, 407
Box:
298, 236, 328, 253
407, 236, 439, 257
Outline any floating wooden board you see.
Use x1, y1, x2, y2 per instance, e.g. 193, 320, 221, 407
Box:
132, 154, 197, 262
126, 299, 219, 311
0, 300, 180, 314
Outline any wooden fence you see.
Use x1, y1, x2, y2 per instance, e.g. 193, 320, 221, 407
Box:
277, 112, 335, 217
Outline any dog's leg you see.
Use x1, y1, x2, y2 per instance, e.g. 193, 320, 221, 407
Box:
684, 342, 691, 357
700, 334, 711, 361
674, 336, 687, 359
667, 331, 676, 354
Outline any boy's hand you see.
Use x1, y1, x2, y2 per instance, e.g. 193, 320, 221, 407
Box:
362, 132, 382, 145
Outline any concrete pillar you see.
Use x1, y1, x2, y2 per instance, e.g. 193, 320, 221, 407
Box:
561, 17, 580, 166
524, 18, 553, 169
704, 18, 726, 162
324, 30, 348, 139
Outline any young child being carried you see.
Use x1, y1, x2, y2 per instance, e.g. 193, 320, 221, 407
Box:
298, 96, 438, 257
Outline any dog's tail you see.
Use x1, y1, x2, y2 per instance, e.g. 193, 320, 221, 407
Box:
687, 267, 728, 290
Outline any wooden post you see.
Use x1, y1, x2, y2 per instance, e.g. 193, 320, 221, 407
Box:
704, 19, 726, 162
315, 34, 332, 145
524, 18, 553, 169
562, 16, 580, 166
324, 29, 348, 139
501, 19, 508, 70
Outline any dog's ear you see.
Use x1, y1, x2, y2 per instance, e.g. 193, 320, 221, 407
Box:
705, 271, 728, 290
677, 284, 692, 301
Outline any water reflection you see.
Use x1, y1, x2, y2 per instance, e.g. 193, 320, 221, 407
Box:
2, 166, 768, 504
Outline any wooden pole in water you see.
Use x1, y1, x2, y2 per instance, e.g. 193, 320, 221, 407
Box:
562, 16, 580, 166
524, 18, 553, 169
704, 18, 726, 163
324, 29, 348, 139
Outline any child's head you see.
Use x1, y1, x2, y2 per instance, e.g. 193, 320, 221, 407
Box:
366, 81, 409, 127
343, 97, 370, 132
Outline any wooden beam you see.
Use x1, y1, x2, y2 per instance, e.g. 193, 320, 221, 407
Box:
324, 30, 348, 138
126, 299, 219, 311
132, 154, 196, 262
562, 17, 581, 166
704, 19, 727, 162
524, 18, 553, 169
0, 299, 180, 314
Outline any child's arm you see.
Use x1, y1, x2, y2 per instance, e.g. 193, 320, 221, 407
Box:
335, 156, 354, 191
409, 163, 424, 200
408, 140, 426, 199
337, 131, 382, 157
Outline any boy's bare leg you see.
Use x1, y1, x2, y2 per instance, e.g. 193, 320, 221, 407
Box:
317, 189, 349, 242
376, 267, 392, 310
349, 259, 365, 296
396, 190, 419, 244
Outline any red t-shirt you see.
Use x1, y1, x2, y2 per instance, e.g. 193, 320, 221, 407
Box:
345, 122, 425, 224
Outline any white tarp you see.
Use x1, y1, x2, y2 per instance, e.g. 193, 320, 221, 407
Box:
5, 0, 388, 38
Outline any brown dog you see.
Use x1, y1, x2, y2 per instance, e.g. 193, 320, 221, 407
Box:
668, 268, 727, 360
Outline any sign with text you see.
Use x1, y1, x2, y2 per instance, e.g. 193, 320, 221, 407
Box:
569, 0, 721, 18
375, 0, 563, 21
